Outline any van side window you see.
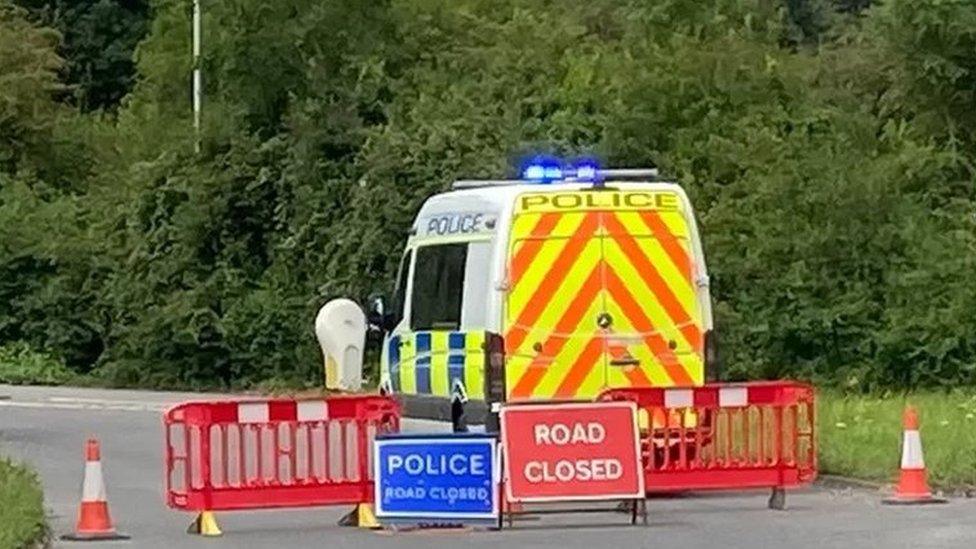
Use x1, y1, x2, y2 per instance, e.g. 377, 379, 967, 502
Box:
392, 250, 412, 326
411, 244, 467, 331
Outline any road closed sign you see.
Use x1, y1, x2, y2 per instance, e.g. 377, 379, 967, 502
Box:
373, 433, 498, 523
501, 402, 644, 502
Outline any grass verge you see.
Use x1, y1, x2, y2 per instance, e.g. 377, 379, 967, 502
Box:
819, 391, 976, 489
0, 458, 47, 549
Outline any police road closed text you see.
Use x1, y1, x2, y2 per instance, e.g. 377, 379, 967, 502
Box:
387, 453, 486, 476
374, 435, 498, 522
384, 453, 490, 505
502, 402, 644, 502
383, 485, 492, 506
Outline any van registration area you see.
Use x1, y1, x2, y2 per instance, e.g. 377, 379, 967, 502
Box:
374, 434, 499, 524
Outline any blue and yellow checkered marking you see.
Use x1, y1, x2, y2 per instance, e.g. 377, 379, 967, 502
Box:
415, 333, 432, 394
448, 333, 465, 390
384, 331, 486, 399
388, 335, 401, 392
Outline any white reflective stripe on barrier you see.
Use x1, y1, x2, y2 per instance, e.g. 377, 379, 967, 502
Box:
719, 387, 748, 407
297, 400, 329, 422
238, 403, 269, 424
901, 430, 925, 469
82, 462, 107, 502
664, 389, 693, 408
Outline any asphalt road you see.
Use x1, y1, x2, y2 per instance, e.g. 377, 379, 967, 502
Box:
2, 384, 975, 549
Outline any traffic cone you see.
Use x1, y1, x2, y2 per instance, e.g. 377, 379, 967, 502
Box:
883, 406, 947, 505
62, 438, 130, 541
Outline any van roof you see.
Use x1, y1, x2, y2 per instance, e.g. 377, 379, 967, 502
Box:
416, 180, 690, 220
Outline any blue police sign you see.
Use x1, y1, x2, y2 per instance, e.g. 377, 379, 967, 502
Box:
373, 433, 498, 523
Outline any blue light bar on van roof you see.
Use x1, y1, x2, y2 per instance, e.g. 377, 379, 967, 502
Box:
451, 167, 659, 189
522, 165, 564, 181
521, 158, 600, 183
575, 165, 596, 181
521, 157, 564, 182
574, 160, 599, 182
523, 165, 547, 180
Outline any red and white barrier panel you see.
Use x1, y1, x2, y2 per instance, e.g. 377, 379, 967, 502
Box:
164, 395, 399, 514
598, 381, 817, 496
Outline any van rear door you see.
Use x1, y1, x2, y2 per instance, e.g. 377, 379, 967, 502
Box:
504, 209, 607, 400
600, 205, 703, 390
504, 189, 703, 402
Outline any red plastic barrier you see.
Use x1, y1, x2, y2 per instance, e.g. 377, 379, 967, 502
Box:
598, 382, 816, 493
164, 395, 399, 512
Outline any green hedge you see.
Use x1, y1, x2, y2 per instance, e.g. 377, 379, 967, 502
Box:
0, 459, 47, 549
0, 342, 76, 385
0, 1, 973, 391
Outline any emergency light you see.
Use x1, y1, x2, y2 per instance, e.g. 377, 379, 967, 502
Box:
522, 165, 547, 180
521, 158, 601, 183
451, 165, 659, 189
522, 164, 564, 181
521, 156, 564, 183
575, 164, 598, 181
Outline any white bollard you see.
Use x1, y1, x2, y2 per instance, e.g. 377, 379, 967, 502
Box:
314, 299, 366, 391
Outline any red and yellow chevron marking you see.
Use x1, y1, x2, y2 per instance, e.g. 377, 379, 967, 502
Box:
504, 191, 704, 401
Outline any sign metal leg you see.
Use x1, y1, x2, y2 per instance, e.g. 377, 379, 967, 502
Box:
497, 481, 504, 530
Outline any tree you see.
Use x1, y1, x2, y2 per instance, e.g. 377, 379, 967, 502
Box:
0, 2, 62, 171
1, 0, 973, 391
874, 0, 976, 146
13, 0, 150, 111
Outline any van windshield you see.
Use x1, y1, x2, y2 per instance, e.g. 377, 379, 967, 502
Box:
410, 244, 467, 331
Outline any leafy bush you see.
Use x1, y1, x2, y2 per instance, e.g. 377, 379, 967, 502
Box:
0, 341, 75, 385
0, 0, 972, 391
0, 458, 48, 549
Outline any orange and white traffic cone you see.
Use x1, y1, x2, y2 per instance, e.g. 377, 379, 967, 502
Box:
62, 438, 130, 541
882, 406, 946, 505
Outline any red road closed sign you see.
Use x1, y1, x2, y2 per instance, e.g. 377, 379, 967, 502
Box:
500, 402, 644, 502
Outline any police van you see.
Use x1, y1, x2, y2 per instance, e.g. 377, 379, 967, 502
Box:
370, 163, 718, 428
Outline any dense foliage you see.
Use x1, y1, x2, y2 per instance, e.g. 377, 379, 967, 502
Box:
0, 0, 972, 390
0, 341, 75, 384
13, 0, 150, 111
0, 458, 47, 549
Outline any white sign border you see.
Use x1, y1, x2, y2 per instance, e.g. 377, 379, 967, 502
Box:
373, 436, 499, 520
500, 401, 646, 503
